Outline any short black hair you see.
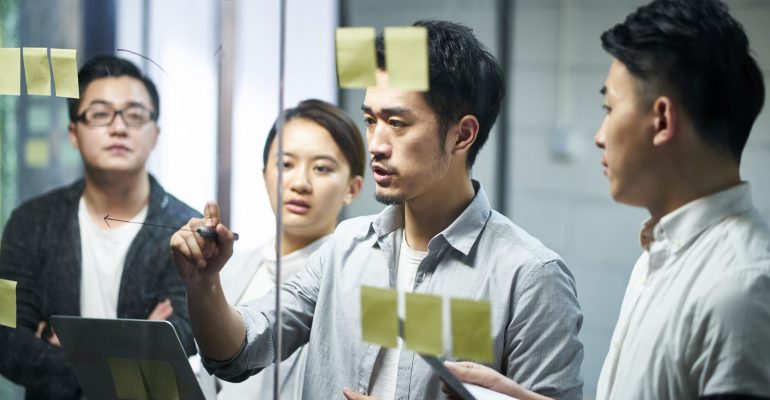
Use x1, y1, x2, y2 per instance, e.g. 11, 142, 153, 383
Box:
375, 20, 505, 168
68, 55, 160, 122
262, 99, 366, 178
601, 0, 765, 161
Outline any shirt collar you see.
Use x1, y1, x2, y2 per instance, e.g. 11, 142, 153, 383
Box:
640, 182, 753, 253
369, 180, 491, 257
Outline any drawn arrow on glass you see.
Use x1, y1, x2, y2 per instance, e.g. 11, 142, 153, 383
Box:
103, 214, 239, 241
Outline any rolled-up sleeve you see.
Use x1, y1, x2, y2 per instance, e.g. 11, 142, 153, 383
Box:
507, 260, 584, 400
201, 241, 327, 382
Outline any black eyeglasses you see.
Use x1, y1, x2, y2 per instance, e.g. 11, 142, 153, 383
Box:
76, 103, 157, 127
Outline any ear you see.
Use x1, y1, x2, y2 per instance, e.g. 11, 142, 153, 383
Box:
451, 115, 479, 155
67, 122, 80, 150
149, 125, 161, 150
652, 96, 676, 147
344, 175, 364, 205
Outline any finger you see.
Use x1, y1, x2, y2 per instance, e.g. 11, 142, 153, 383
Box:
342, 387, 374, 400
444, 361, 489, 386
445, 361, 480, 370
214, 223, 235, 260
49, 331, 61, 347
203, 201, 221, 228
150, 303, 174, 321
35, 321, 46, 338
342, 387, 357, 400
171, 231, 194, 266
180, 229, 207, 268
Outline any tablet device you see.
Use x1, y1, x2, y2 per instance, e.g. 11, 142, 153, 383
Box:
419, 353, 478, 400
50, 316, 205, 400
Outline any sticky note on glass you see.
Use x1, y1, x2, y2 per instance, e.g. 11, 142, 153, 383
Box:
140, 360, 179, 400
335, 27, 377, 88
451, 298, 493, 363
25, 138, 50, 168
107, 357, 147, 400
360, 285, 398, 348
384, 27, 429, 91
23, 48, 51, 96
404, 292, 443, 355
0, 48, 21, 96
50, 49, 79, 99
0, 279, 17, 329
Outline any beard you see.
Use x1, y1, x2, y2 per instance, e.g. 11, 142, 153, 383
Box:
374, 191, 406, 205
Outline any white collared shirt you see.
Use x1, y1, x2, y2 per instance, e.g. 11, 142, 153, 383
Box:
596, 183, 770, 399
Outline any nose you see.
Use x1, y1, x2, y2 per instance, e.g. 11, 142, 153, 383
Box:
594, 118, 607, 149
108, 111, 128, 137
367, 122, 392, 160
287, 166, 311, 194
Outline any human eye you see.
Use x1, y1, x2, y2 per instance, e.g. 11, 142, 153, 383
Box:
389, 119, 407, 128
87, 105, 112, 121
125, 108, 148, 124
313, 164, 334, 174
363, 115, 376, 126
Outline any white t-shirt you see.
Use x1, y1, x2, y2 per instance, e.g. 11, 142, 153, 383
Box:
369, 233, 428, 400
79, 197, 147, 319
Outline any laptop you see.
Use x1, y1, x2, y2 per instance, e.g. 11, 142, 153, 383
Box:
51, 316, 206, 400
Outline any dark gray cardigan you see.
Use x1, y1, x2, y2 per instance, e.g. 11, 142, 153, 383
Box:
0, 174, 199, 399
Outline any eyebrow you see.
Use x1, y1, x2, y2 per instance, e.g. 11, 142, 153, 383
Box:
86, 99, 151, 110
282, 152, 340, 165
360, 104, 415, 118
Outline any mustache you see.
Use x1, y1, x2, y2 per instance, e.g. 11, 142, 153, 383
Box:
370, 155, 397, 174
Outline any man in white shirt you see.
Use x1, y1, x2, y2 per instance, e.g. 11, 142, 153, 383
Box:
593, 0, 769, 397
444, 0, 770, 399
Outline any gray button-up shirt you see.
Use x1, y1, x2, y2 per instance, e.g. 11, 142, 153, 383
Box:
203, 183, 584, 399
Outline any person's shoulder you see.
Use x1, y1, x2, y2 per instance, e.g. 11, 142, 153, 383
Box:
148, 177, 202, 223
482, 210, 563, 265
334, 214, 378, 236
696, 264, 770, 328
717, 209, 770, 261
160, 191, 199, 219
7, 180, 81, 222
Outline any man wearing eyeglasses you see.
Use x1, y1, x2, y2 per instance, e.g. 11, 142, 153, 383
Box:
0, 55, 199, 399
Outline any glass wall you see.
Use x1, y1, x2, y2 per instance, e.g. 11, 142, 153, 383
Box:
1, 1, 769, 399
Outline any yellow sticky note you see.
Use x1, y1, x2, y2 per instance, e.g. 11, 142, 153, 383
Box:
25, 138, 50, 168
50, 49, 79, 99
0, 48, 21, 96
404, 292, 443, 356
335, 27, 377, 88
107, 357, 148, 400
384, 27, 429, 91
360, 285, 398, 348
140, 360, 179, 400
450, 298, 493, 363
22, 48, 51, 96
0, 279, 17, 329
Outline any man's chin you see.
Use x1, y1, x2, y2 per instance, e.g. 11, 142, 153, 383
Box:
374, 190, 405, 206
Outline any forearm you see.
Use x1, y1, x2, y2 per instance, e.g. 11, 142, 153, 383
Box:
186, 276, 246, 361
0, 328, 80, 398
